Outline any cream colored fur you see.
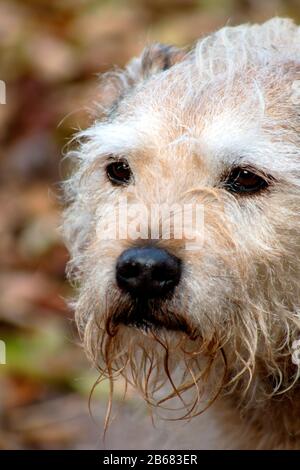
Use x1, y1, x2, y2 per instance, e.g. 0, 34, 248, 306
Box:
63, 18, 300, 449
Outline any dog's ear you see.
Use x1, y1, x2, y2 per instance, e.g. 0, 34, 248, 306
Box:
137, 43, 186, 78
98, 43, 186, 115
123, 43, 186, 89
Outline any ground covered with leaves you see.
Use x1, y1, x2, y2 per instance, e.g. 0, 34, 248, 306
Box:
0, 0, 299, 450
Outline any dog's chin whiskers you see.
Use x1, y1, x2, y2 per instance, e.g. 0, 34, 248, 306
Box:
108, 298, 195, 337
91, 298, 229, 428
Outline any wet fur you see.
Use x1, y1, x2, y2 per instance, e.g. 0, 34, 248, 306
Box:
63, 18, 300, 448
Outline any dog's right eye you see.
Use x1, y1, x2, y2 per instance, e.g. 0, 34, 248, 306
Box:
106, 161, 132, 186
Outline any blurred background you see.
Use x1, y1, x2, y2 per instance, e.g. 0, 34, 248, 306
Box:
0, 0, 299, 450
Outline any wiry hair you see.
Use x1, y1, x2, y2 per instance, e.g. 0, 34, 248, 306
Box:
63, 18, 300, 448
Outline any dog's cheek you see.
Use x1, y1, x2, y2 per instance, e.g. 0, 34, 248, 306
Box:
179, 252, 235, 322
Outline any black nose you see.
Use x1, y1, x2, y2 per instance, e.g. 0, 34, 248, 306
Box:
116, 247, 181, 299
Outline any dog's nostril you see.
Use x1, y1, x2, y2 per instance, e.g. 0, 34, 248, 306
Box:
118, 261, 140, 279
152, 263, 179, 282
116, 247, 181, 298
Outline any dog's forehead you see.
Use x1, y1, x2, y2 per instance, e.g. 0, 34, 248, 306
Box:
92, 84, 296, 177
88, 44, 299, 177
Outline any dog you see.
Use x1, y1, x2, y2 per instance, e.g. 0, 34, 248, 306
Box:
63, 17, 300, 449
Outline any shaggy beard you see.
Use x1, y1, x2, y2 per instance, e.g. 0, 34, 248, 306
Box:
75, 255, 300, 431
81, 292, 229, 428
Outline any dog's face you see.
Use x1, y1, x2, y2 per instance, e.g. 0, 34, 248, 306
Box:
64, 19, 300, 417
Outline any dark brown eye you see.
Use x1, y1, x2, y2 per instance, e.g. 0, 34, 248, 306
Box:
224, 167, 269, 194
106, 161, 132, 186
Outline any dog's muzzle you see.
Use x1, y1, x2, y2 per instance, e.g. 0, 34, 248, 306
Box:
113, 246, 186, 332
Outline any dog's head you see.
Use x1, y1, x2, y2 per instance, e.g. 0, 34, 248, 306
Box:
63, 18, 300, 419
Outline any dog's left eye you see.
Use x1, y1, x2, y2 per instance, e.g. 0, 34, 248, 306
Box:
106, 161, 132, 186
223, 167, 269, 194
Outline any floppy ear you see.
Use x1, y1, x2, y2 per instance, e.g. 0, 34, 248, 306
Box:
137, 43, 186, 78
97, 43, 186, 115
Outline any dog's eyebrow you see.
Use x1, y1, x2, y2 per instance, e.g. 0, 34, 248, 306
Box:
196, 110, 298, 176
79, 108, 165, 162
78, 121, 143, 162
